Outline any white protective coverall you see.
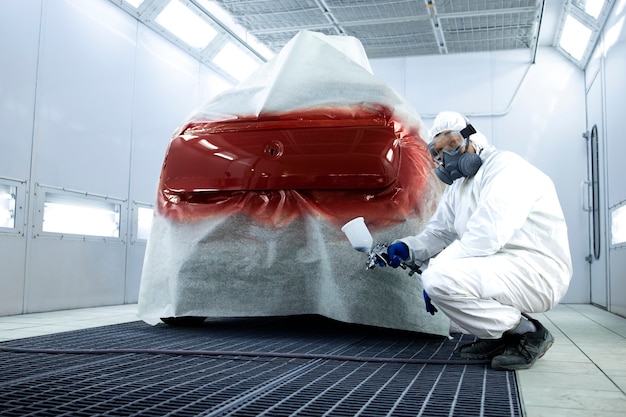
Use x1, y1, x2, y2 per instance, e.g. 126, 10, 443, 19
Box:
398, 112, 573, 339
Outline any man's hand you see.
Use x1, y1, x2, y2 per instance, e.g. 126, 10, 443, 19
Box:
387, 242, 409, 267
423, 290, 438, 315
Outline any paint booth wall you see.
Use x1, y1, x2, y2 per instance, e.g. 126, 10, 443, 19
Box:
2, 0, 625, 315
0, 0, 233, 315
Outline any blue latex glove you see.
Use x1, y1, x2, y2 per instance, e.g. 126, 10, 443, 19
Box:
387, 242, 409, 268
423, 290, 438, 315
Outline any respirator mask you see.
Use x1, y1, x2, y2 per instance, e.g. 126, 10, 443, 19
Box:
428, 124, 482, 185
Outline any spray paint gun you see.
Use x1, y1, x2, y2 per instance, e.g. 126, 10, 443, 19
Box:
341, 217, 422, 276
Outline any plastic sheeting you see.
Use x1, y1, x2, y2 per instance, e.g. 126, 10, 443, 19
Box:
138, 31, 449, 336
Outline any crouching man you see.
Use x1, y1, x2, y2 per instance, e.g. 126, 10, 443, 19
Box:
381, 111, 572, 370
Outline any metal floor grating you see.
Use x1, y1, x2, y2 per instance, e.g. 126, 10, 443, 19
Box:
0, 316, 523, 416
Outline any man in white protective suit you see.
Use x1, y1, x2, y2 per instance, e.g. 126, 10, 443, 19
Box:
379, 111, 572, 370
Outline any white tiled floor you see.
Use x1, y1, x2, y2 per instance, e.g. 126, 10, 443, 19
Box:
1, 303, 625, 416
0, 304, 139, 342
518, 304, 626, 416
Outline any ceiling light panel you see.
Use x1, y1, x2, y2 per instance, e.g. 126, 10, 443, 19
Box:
559, 13, 593, 60
124, 0, 145, 8
212, 42, 260, 81
155, 0, 218, 49
572, 0, 606, 19
554, 0, 613, 68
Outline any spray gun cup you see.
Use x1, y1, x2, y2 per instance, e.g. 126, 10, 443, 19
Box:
341, 217, 373, 253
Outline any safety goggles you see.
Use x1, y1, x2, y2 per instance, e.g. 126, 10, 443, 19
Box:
427, 124, 477, 162
428, 131, 464, 163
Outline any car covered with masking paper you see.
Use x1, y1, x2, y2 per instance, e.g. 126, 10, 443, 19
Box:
138, 31, 449, 336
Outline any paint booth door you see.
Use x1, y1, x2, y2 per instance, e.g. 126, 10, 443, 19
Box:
586, 75, 608, 308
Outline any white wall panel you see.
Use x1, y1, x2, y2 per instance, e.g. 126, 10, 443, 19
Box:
489, 51, 533, 118
0, 0, 41, 181
0, 173, 26, 315
25, 238, 126, 312
0, 237, 26, 315
125, 244, 144, 304
129, 24, 205, 205
403, 52, 493, 117
610, 248, 626, 316
373, 50, 533, 146
0, 0, 42, 315
199, 64, 234, 107
32, 0, 136, 197
124, 24, 210, 303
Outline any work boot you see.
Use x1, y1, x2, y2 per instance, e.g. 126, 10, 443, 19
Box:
454, 337, 508, 360
491, 318, 554, 370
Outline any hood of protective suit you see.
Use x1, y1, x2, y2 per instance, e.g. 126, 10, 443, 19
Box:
429, 111, 489, 151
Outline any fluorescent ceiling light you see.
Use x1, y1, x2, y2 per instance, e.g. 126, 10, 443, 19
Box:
156, 0, 217, 49
212, 42, 260, 81
195, 0, 275, 60
124, 0, 145, 8
575, 0, 605, 19
559, 14, 593, 60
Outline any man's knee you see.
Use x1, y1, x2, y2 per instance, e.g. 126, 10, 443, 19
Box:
421, 261, 480, 299
421, 265, 452, 298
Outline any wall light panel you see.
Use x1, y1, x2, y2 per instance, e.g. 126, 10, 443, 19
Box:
612, 203, 626, 246
0, 184, 16, 229
132, 202, 153, 242
0, 178, 26, 235
42, 193, 121, 238
35, 186, 126, 241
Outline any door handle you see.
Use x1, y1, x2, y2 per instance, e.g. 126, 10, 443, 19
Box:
582, 181, 592, 212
